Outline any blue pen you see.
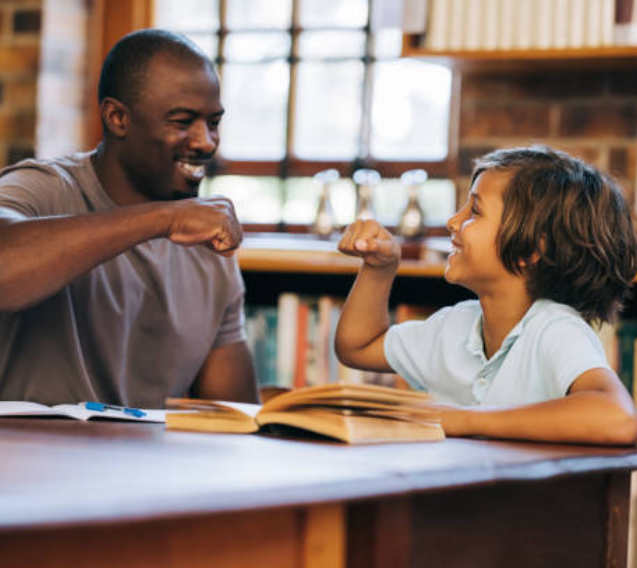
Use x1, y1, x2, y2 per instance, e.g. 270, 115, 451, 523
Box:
85, 401, 147, 418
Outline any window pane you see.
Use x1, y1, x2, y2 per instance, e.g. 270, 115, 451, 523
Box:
282, 178, 320, 224
298, 31, 365, 59
294, 62, 363, 159
299, 0, 368, 28
226, 0, 292, 30
225, 32, 290, 63
203, 176, 282, 223
371, 61, 452, 160
186, 34, 218, 61
372, 28, 403, 58
220, 62, 289, 160
283, 177, 356, 227
373, 179, 456, 227
154, 0, 219, 31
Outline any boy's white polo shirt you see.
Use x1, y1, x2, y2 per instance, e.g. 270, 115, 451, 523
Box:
384, 299, 611, 406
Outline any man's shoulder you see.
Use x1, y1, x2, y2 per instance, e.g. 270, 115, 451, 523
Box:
0, 152, 92, 181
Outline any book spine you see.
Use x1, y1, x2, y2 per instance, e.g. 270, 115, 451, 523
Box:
585, 0, 604, 47
569, 0, 587, 47
401, 0, 429, 34
464, 0, 483, 51
481, 0, 500, 50
294, 301, 310, 389
553, 0, 572, 49
498, 0, 516, 50
425, 0, 450, 50
514, 0, 534, 49
276, 293, 299, 389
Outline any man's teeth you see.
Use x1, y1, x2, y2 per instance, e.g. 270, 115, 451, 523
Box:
178, 161, 206, 177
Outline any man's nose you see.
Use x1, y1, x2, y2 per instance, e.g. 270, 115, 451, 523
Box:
190, 122, 217, 154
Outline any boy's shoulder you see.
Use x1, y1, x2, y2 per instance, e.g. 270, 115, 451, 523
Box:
522, 299, 597, 342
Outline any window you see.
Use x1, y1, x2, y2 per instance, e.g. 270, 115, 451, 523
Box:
154, 0, 455, 231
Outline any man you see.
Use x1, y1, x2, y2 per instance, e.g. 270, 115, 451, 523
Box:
0, 29, 259, 407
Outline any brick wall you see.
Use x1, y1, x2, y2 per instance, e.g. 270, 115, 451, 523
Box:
36, 0, 91, 159
0, 0, 90, 169
0, 0, 42, 168
457, 68, 637, 215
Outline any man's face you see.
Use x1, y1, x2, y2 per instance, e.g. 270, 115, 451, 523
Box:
120, 52, 224, 201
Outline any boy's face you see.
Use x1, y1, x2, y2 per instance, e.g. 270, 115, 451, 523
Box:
445, 170, 520, 295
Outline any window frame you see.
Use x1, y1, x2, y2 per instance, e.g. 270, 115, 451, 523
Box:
88, 0, 461, 231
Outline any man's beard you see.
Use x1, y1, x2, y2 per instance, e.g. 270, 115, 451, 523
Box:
170, 188, 199, 200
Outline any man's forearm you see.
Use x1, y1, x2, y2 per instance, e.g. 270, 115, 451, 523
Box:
0, 203, 171, 311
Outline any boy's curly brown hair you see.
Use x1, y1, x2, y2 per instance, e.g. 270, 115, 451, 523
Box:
471, 145, 637, 324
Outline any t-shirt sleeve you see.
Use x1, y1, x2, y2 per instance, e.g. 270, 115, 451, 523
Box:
211, 260, 247, 348
384, 306, 453, 391
0, 167, 67, 217
538, 318, 612, 396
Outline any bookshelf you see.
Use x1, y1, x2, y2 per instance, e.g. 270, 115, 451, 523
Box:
238, 234, 473, 307
401, 38, 637, 72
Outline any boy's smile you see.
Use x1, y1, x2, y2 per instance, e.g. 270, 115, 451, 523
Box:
445, 170, 520, 296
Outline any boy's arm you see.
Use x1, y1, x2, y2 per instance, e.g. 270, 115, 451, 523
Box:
335, 220, 401, 372
438, 368, 637, 446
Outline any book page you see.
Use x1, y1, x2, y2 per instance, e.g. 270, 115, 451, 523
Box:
0, 401, 169, 422
0, 401, 56, 416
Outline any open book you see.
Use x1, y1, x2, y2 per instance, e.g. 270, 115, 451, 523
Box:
0, 401, 168, 423
165, 383, 445, 444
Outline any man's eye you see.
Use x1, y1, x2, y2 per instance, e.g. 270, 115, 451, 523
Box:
171, 118, 192, 126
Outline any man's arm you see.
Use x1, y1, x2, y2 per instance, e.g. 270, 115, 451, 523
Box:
334, 220, 401, 372
437, 368, 637, 446
0, 196, 241, 312
191, 341, 259, 403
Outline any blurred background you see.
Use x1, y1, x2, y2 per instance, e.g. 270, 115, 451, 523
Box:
0, 0, 636, 236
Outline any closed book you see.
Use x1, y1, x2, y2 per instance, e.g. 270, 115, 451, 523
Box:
515, 0, 534, 49
482, 0, 500, 50
426, 0, 451, 50
166, 383, 445, 444
553, 0, 572, 49
464, 0, 483, 51
276, 293, 299, 388
569, 0, 587, 47
585, 0, 603, 46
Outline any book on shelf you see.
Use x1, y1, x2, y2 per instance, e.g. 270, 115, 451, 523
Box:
165, 383, 445, 444
245, 305, 278, 387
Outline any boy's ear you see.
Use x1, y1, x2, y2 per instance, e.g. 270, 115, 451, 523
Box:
519, 251, 541, 268
100, 97, 130, 139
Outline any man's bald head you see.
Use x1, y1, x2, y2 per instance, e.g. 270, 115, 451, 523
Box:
98, 28, 214, 107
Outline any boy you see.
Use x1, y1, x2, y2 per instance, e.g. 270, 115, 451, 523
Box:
336, 146, 637, 445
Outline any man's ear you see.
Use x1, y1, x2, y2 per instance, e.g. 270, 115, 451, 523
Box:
100, 97, 130, 138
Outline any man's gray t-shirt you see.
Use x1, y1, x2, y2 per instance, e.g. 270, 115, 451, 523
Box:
0, 152, 246, 407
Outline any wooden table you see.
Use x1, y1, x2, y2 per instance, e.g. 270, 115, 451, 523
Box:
1, 419, 636, 568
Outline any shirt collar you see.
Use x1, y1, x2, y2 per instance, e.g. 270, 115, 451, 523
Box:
466, 299, 545, 362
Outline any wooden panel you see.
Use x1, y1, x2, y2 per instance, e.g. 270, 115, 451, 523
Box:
302, 503, 346, 568
407, 474, 620, 568
1, 509, 302, 568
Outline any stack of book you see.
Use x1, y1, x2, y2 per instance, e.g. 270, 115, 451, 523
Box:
403, 0, 636, 52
